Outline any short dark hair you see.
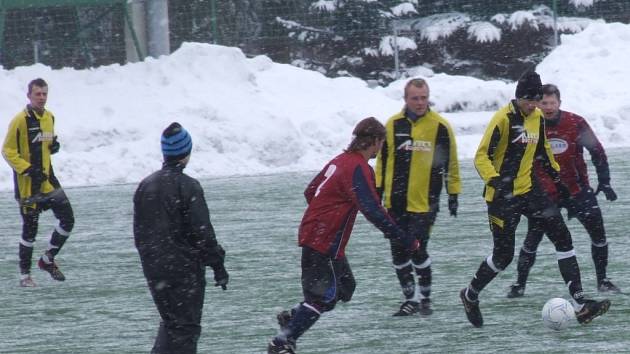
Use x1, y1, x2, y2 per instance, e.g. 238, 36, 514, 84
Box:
542, 84, 561, 100
28, 78, 48, 94
347, 117, 386, 152
404, 78, 428, 98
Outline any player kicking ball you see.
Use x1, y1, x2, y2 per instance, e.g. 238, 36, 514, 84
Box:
267, 117, 418, 354
507, 83, 620, 298
460, 71, 610, 328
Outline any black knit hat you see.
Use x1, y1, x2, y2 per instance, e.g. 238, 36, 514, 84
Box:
515, 71, 543, 100
161, 122, 192, 161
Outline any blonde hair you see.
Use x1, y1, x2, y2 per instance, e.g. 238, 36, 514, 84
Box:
404, 78, 428, 98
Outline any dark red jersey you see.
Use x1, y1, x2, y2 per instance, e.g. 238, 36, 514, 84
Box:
535, 110, 610, 199
299, 151, 408, 259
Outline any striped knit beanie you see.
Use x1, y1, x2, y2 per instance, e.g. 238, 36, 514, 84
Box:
161, 122, 192, 161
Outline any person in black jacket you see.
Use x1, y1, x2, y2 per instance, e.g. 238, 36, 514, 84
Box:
133, 122, 229, 354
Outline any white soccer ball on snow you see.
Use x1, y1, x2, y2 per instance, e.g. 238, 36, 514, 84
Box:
541, 297, 576, 330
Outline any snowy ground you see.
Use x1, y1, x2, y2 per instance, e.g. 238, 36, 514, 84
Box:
1, 22, 630, 190
1, 17, 630, 354
1, 149, 629, 353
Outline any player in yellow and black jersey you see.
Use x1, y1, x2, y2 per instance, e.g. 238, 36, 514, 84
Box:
2, 78, 74, 287
376, 78, 461, 316
459, 71, 610, 328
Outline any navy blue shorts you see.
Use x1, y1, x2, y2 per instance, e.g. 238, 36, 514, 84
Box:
301, 246, 356, 312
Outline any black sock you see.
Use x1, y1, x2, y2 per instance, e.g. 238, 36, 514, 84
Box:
48, 230, 69, 257
516, 248, 536, 286
395, 263, 415, 300
19, 243, 34, 274
591, 243, 608, 283
465, 286, 479, 302
470, 260, 498, 296
558, 255, 584, 303
414, 266, 431, 298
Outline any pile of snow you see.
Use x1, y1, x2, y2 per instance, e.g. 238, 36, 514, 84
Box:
537, 22, 630, 146
1, 21, 629, 189
0, 44, 404, 189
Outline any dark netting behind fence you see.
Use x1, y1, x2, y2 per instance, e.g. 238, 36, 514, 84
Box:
2, 1, 630, 81
166, 0, 630, 82
1, 2, 126, 69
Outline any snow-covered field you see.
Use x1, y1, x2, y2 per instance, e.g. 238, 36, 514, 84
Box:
1, 19, 630, 353
1, 22, 629, 190
1, 154, 629, 353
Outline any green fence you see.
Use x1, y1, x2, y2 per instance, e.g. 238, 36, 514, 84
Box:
168, 0, 630, 58
0, 0, 136, 69
166, 0, 630, 81
2, 1, 629, 79
413, 0, 630, 19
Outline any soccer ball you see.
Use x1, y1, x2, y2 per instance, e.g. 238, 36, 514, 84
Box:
541, 297, 576, 330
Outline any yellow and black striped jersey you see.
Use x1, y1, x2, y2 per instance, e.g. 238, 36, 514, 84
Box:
475, 100, 559, 202
376, 109, 461, 213
2, 107, 57, 201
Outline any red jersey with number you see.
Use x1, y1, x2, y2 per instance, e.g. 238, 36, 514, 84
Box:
299, 151, 406, 259
535, 111, 610, 199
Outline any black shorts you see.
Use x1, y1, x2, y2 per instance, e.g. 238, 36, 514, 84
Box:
525, 186, 605, 250
20, 188, 74, 241
486, 187, 572, 269
387, 210, 435, 264
387, 210, 436, 243
564, 187, 600, 219
301, 246, 356, 311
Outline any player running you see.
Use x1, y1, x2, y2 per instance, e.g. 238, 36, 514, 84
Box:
267, 117, 418, 354
460, 71, 610, 328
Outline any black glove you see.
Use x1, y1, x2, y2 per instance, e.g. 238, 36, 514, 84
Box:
595, 183, 617, 201
49, 136, 60, 154
566, 203, 578, 220
448, 194, 458, 217
211, 263, 229, 290
23, 166, 47, 185
488, 177, 507, 197
209, 244, 228, 290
